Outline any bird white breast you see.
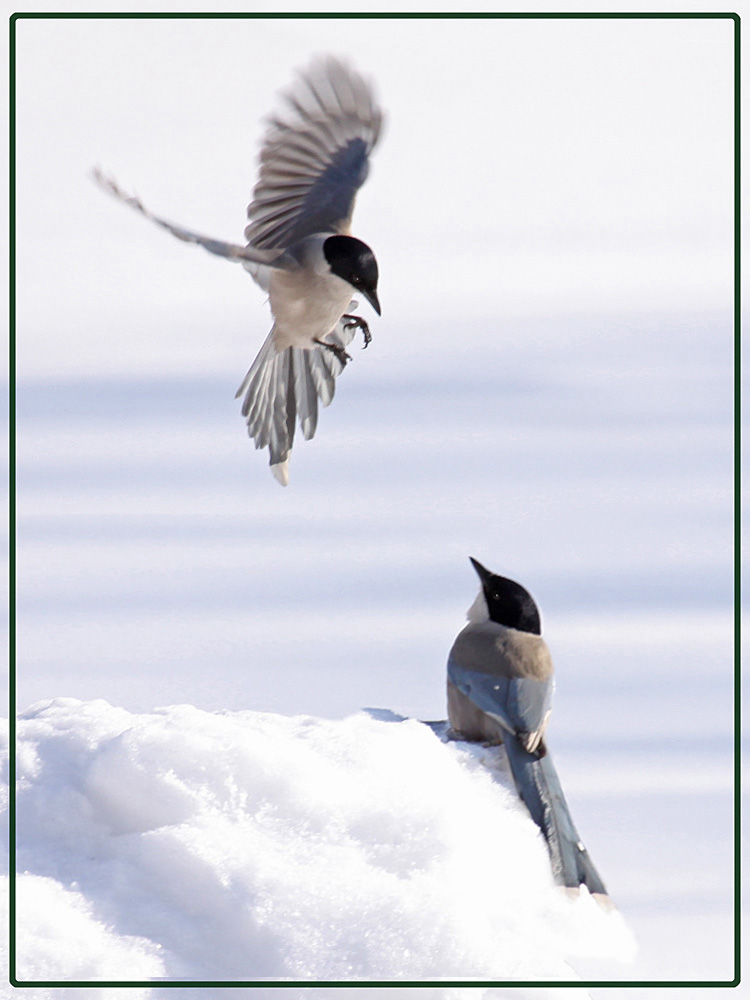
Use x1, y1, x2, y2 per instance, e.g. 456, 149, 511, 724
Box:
466, 588, 490, 624
268, 258, 353, 351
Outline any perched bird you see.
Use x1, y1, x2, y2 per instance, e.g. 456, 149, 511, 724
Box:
94, 56, 383, 485
447, 558, 611, 905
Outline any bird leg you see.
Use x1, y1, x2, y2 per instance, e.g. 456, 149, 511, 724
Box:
342, 314, 372, 349
314, 338, 352, 367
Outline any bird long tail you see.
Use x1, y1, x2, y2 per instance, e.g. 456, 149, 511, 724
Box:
235, 321, 357, 485
503, 737, 610, 904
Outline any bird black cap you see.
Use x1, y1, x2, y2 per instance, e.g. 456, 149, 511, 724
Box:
323, 234, 381, 315
469, 557, 542, 635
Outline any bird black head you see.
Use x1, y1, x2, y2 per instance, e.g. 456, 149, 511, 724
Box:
469, 557, 542, 635
323, 235, 381, 316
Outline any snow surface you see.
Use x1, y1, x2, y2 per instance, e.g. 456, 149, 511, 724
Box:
11, 698, 634, 985
9, 9, 741, 1000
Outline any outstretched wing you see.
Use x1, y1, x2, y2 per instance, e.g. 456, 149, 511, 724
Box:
92, 168, 280, 289
244, 56, 383, 251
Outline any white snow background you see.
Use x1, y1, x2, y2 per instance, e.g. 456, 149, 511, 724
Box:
8, 10, 739, 1000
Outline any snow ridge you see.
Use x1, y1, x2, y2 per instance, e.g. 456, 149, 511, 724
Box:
11, 698, 634, 986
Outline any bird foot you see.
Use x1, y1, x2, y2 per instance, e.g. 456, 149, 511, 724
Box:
342, 314, 372, 349
314, 337, 351, 367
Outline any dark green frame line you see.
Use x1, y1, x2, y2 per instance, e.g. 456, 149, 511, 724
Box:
8, 9, 741, 992
7, 5, 16, 993
6, 978, 745, 990
733, 3, 742, 989
7, 10, 743, 18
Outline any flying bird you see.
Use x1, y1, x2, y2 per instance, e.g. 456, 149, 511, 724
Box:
447, 558, 611, 906
94, 56, 383, 485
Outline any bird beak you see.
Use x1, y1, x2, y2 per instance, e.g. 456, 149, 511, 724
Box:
469, 557, 493, 585
362, 287, 381, 316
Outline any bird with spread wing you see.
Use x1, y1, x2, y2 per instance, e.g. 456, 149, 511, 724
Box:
95, 56, 383, 485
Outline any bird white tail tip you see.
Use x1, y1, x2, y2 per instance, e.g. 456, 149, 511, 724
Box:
271, 459, 290, 486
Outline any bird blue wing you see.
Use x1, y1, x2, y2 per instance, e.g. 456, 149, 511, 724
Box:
244, 57, 382, 250
447, 658, 553, 738
286, 138, 371, 240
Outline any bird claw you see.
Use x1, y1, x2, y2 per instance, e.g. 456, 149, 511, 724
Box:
342, 314, 372, 349
314, 338, 351, 367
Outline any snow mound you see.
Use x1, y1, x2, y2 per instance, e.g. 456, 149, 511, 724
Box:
12, 698, 635, 984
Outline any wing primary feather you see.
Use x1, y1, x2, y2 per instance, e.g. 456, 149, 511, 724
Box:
245, 57, 382, 250
93, 167, 281, 286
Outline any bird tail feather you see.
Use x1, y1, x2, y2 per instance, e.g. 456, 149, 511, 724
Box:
503, 737, 610, 903
235, 321, 356, 485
